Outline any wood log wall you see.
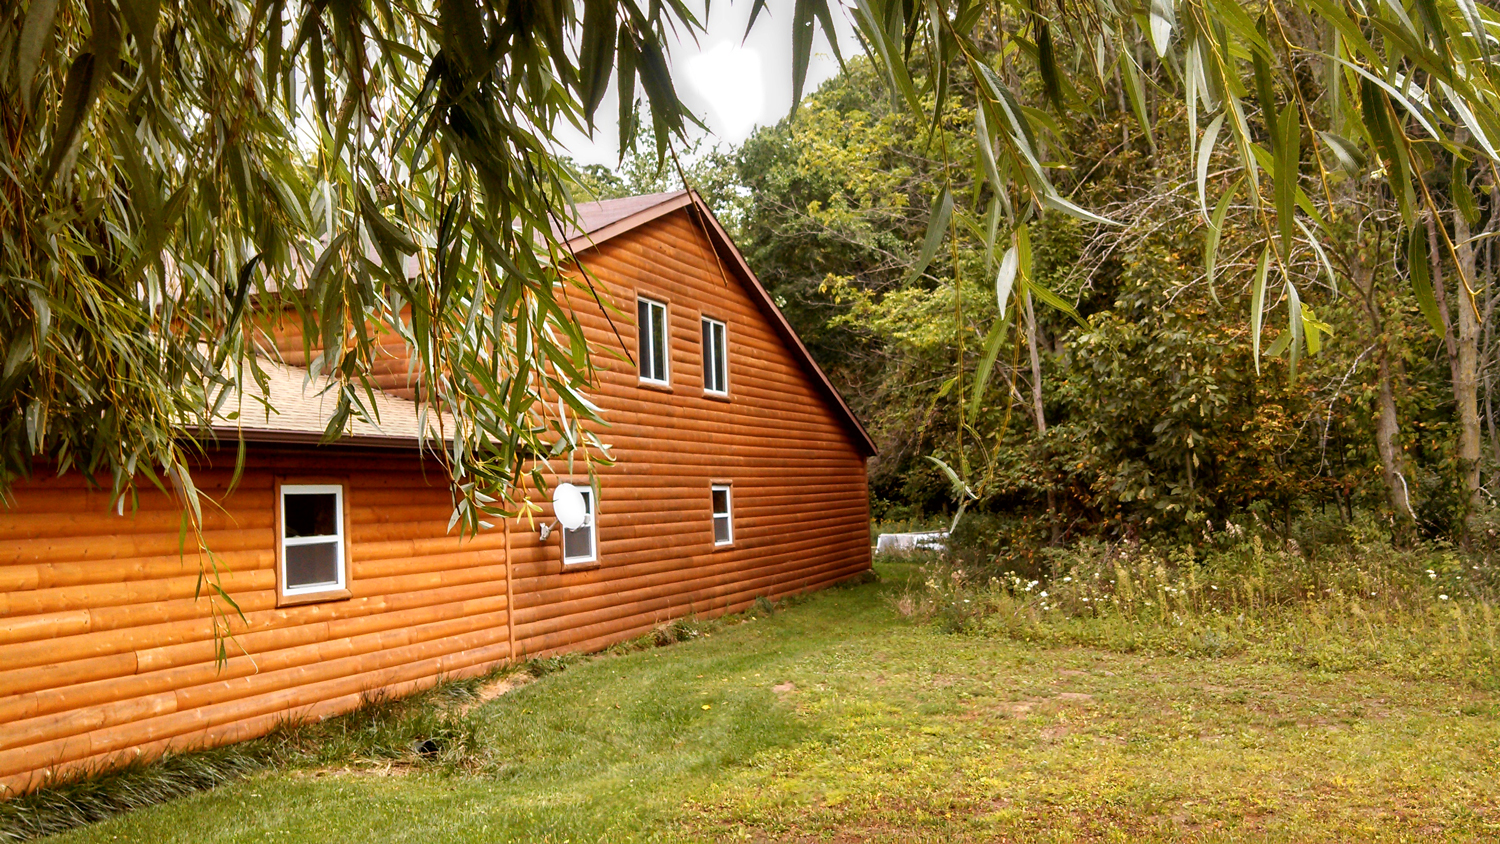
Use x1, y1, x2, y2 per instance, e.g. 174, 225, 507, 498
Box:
0, 450, 513, 798
507, 208, 872, 661
0, 206, 871, 796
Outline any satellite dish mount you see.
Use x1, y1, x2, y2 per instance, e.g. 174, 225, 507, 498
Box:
540, 482, 587, 540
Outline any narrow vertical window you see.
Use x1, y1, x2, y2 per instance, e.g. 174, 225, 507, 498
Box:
711, 484, 733, 546
638, 297, 669, 385
563, 487, 597, 564
278, 483, 348, 600
702, 316, 727, 395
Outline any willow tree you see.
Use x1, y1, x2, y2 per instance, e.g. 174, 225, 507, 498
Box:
823, 0, 1500, 528
4, 0, 1500, 538
0, 0, 717, 528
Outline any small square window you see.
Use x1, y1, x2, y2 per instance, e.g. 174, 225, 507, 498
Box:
563, 487, 597, 564
711, 484, 733, 546
638, 297, 669, 385
702, 317, 727, 395
279, 483, 347, 599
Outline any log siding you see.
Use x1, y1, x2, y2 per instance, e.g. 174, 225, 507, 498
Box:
0, 199, 871, 796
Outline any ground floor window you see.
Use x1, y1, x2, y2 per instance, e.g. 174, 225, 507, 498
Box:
278, 482, 348, 601
712, 484, 733, 546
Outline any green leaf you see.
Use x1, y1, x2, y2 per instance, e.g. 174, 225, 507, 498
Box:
1204, 181, 1239, 304
225, 253, 262, 341
1252, 18, 1279, 139
926, 455, 972, 500
1267, 329, 1293, 357
1119, 51, 1156, 152
25, 286, 51, 347
975, 105, 1005, 202
1025, 279, 1086, 327
907, 187, 953, 285
969, 316, 1009, 419
1149, 0, 1177, 57
616, 30, 638, 156
1359, 76, 1415, 223
1453, 157, 1480, 228
1251, 245, 1270, 376
1225, 94, 1261, 210
1016, 223, 1033, 283
1276, 102, 1300, 259
790, 0, 817, 109
1285, 279, 1304, 380
1036, 20, 1064, 107
578, 0, 617, 123
118, 0, 160, 69
43, 51, 98, 182
1295, 217, 1339, 294
1317, 131, 1367, 177
1197, 113, 1225, 222
1408, 226, 1445, 334
1042, 192, 1120, 227
17, 0, 60, 112
996, 243, 1018, 319
850, 0, 921, 114
1339, 57, 1442, 142
1303, 305, 1332, 355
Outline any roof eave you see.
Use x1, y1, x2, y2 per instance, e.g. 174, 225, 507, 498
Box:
205, 426, 439, 450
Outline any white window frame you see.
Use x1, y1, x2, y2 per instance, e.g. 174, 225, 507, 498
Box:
278, 483, 347, 598
702, 316, 728, 395
638, 296, 670, 386
563, 486, 597, 565
711, 484, 733, 546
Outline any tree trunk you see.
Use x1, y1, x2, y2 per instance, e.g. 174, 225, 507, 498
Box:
1023, 291, 1061, 545
1376, 351, 1414, 520
1344, 243, 1414, 523
1427, 214, 1461, 386
1454, 205, 1483, 523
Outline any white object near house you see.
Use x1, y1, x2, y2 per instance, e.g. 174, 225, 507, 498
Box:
875, 531, 948, 555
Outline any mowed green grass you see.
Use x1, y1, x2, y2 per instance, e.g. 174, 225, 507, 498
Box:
47, 561, 1500, 843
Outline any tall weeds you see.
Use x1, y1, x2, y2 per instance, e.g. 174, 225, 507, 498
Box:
895, 517, 1500, 689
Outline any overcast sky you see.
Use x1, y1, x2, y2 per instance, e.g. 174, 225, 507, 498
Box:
554, 1, 860, 167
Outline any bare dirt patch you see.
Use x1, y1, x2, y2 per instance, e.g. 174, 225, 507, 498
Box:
459, 672, 533, 714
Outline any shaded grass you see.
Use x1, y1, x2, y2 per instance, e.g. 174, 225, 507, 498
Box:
21, 562, 1500, 842
2, 599, 798, 843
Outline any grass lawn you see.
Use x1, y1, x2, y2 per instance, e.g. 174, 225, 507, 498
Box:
43, 560, 1500, 843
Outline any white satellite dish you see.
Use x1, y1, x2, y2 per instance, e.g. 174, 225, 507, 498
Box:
552, 483, 587, 531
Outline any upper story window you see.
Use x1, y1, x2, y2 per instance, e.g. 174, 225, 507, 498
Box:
278, 482, 348, 602
638, 297, 669, 385
711, 484, 733, 546
702, 316, 727, 395
563, 486, 597, 565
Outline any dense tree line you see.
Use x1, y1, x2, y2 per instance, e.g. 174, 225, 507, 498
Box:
611, 46, 1500, 547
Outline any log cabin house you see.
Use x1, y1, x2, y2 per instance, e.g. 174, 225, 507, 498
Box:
0, 189, 875, 796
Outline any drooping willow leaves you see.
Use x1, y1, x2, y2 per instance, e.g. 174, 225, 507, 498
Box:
6, 0, 1500, 575
837, 0, 1500, 382
0, 0, 723, 528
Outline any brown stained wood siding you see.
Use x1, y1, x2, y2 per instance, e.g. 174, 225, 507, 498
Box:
0, 204, 870, 795
505, 208, 871, 660
0, 451, 512, 796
